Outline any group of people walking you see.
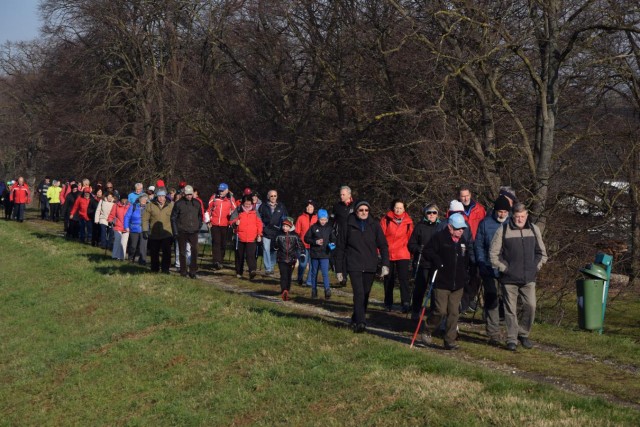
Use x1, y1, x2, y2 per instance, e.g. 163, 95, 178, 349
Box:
5, 176, 548, 352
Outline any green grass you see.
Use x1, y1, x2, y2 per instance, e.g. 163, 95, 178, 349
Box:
1, 219, 639, 425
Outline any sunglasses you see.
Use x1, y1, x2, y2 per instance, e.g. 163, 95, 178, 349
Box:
357, 208, 369, 212
426, 211, 438, 215
269, 195, 277, 198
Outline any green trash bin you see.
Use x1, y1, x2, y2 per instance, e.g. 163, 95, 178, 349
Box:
576, 278, 604, 330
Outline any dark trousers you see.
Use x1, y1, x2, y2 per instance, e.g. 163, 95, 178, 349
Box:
50, 203, 61, 222
178, 232, 199, 275
461, 263, 480, 311
210, 226, 228, 264
40, 197, 50, 219
91, 223, 101, 246
412, 268, 435, 314
349, 271, 376, 325
426, 288, 463, 346
383, 259, 411, 308
13, 203, 26, 221
128, 232, 147, 263
483, 276, 501, 340
235, 241, 257, 275
148, 237, 172, 273
67, 219, 79, 239
79, 218, 92, 242
278, 261, 294, 292
4, 201, 13, 219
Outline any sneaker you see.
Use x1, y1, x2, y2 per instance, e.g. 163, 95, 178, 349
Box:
264, 271, 274, 276
401, 304, 411, 314
420, 332, 433, 345
384, 305, 392, 312
236, 274, 242, 279
282, 290, 289, 301
506, 342, 517, 352
353, 323, 366, 333
311, 289, 318, 299
189, 273, 197, 279
324, 288, 332, 300
518, 336, 533, 349
214, 262, 223, 270
297, 278, 303, 286
444, 343, 459, 351
249, 271, 256, 280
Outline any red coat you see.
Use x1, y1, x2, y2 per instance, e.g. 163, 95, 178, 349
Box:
462, 201, 486, 240
295, 213, 317, 249
10, 183, 31, 204
70, 196, 91, 220
235, 208, 263, 243
207, 194, 236, 227
108, 202, 130, 232
380, 211, 414, 261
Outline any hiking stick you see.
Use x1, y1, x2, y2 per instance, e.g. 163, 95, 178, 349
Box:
410, 269, 438, 348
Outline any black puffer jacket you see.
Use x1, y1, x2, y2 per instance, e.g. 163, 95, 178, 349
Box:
331, 200, 354, 239
335, 214, 389, 274
171, 198, 203, 234
408, 218, 440, 270
304, 221, 336, 259
426, 228, 471, 291
273, 230, 305, 264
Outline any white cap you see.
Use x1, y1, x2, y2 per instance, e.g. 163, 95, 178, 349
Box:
449, 200, 464, 212
148, 185, 155, 191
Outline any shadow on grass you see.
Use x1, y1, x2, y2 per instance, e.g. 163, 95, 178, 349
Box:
94, 263, 149, 275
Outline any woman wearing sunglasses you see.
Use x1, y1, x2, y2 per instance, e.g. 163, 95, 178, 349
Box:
335, 200, 390, 333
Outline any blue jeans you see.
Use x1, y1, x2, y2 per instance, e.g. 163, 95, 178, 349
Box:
262, 237, 276, 273
100, 224, 108, 248
79, 218, 92, 241
298, 248, 310, 283
310, 258, 330, 291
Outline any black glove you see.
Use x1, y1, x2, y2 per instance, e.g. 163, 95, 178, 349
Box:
142, 231, 149, 239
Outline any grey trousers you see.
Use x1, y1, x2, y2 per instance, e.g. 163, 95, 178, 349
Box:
426, 288, 463, 346
502, 282, 536, 344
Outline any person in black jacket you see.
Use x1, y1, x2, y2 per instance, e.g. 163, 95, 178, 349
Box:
408, 203, 441, 319
304, 209, 336, 299
273, 217, 305, 301
171, 185, 203, 278
335, 200, 390, 333
422, 213, 471, 350
331, 186, 354, 286
258, 189, 288, 276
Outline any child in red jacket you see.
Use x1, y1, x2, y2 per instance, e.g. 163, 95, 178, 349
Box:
230, 195, 263, 280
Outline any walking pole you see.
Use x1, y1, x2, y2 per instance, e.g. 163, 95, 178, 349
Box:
410, 269, 438, 348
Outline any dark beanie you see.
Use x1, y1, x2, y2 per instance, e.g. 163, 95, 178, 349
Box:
494, 195, 511, 212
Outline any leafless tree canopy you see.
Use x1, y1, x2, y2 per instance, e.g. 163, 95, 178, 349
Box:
2, 0, 640, 289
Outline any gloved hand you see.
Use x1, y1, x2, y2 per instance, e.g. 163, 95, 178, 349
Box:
299, 254, 307, 264
336, 273, 344, 283
381, 266, 390, 277
328, 242, 336, 251
142, 231, 149, 239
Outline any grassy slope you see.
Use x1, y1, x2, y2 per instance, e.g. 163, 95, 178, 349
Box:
1, 220, 639, 426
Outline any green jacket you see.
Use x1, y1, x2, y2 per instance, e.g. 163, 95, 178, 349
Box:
143, 200, 174, 239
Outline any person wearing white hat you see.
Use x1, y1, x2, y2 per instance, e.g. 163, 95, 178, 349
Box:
422, 213, 472, 350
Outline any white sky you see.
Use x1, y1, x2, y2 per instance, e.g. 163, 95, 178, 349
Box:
0, 0, 42, 44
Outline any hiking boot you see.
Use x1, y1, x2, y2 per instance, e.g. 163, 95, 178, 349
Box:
384, 305, 392, 312
506, 342, 517, 352
353, 323, 366, 333
444, 343, 459, 351
249, 271, 256, 280
420, 332, 433, 345
324, 288, 332, 300
282, 290, 289, 301
297, 278, 304, 286
401, 304, 411, 314
189, 273, 197, 279
180, 272, 188, 278
411, 310, 421, 321
518, 336, 533, 349
488, 338, 502, 348
311, 289, 318, 299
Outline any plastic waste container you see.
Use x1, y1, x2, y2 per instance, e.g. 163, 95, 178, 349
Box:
576, 263, 607, 331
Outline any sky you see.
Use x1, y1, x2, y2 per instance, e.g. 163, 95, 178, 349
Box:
0, 0, 42, 44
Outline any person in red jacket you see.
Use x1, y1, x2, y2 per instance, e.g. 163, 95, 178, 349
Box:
380, 199, 415, 313
206, 183, 236, 270
230, 195, 263, 280
70, 189, 93, 243
9, 176, 31, 222
294, 200, 317, 286
108, 195, 130, 260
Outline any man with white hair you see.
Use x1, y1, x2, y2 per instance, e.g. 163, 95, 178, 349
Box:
128, 182, 144, 204
490, 203, 547, 351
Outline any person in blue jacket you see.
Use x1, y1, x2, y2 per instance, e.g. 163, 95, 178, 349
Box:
125, 193, 149, 265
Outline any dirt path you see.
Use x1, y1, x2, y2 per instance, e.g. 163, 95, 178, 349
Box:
196, 270, 640, 411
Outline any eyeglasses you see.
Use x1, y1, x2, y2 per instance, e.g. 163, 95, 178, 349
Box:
357, 208, 369, 212
426, 211, 438, 215
269, 195, 277, 198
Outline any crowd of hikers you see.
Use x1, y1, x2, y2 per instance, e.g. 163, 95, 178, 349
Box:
2, 176, 548, 351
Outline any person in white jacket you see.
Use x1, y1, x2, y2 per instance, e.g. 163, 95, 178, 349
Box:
95, 192, 116, 249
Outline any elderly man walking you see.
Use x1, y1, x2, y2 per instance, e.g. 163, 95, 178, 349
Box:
171, 185, 203, 278
490, 203, 547, 351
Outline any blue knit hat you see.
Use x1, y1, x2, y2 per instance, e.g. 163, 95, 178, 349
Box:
317, 209, 329, 220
